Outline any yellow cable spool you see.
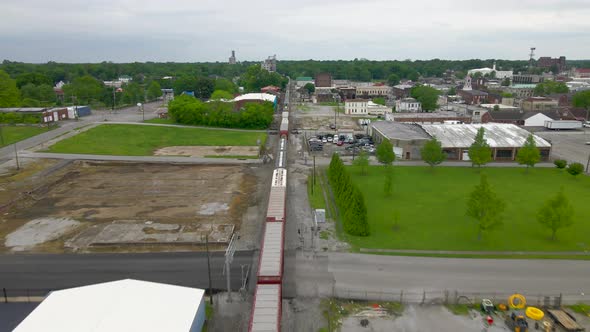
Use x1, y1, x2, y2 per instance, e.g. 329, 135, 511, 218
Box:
508, 293, 526, 309
525, 306, 544, 320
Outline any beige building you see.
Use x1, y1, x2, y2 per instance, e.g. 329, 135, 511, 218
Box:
521, 97, 559, 112
356, 85, 392, 97
345, 99, 390, 116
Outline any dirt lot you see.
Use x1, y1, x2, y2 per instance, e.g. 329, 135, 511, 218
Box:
0, 161, 268, 253
154, 145, 259, 158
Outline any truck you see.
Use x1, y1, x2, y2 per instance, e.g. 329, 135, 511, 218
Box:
544, 120, 583, 130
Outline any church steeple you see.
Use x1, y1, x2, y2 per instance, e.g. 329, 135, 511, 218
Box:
463, 75, 472, 91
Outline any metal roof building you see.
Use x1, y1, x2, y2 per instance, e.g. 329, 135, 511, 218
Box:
420, 123, 551, 148
14, 279, 206, 332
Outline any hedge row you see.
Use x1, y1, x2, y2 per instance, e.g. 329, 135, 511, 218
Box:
328, 153, 370, 236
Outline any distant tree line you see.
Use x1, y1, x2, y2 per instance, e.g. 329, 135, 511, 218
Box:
328, 153, 370, 236
168, 95, 274, 129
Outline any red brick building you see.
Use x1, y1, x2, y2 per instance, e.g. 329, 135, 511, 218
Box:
314, 73, 332, 88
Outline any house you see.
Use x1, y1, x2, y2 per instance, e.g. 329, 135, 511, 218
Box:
344, 99, 390, 116
13, 279, 206, 332
521, 97, 559, 112
395, 98, 422, 112
458, 89, 488, 105
481, 109, 561, 126
315, 73, 332, 88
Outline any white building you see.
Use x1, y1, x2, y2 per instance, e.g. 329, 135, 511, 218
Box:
468, 62, 513, 79
14, 279, 206, 332
395, 98, 422, 112
345, 99, 390, 116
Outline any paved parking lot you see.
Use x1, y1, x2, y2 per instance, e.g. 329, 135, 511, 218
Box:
536, 129, 590, 167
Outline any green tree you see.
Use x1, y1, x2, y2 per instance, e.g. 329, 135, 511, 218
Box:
537, 189, 574, 240
516, 134, 541, 171
214, 78, 238, 94
567, 162, 584, 176
210, 90, 234, 100
410, 85, 440, 111
420, 137, 446, 167
387, 73, 400, 86
62, 75, 104, 105
376, 139, 395, 165
173, 75, 198, 95
534, 81, 569, 96
303, 83, 315, 94
146, 81, 162, 101
372, 97, 386, 105
447, 86, 456, 95
466, 174, 505, 240
0, 69, 21, 107
239, 65, 287, 92
15, 72, 52, 88
468, 127, 492, 167
572, 90, 590, 117
37, 84, 56, 104
501, 78, 511, 86
352, 150, 369, 175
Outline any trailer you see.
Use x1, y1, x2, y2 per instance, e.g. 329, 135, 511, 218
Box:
257, 222, 284, 284
267, 169, 287, 222
282, 111, 289, 119
249, 284, 282, 332
547, 309, 585, 332
544, 120, 583, 130
280, 118, 289, 136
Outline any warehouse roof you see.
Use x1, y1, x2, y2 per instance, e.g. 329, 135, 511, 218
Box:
14, 279, 205, 332
420, 123, 551, 148
371, 121, 431, 141
233, 93, 277, 103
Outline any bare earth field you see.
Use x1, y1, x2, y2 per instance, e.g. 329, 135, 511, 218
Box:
154, 145, 259, 158
0, 161, 266, 253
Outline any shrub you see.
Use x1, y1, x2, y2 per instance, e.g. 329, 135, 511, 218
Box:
567, 162, 584, 176
554, 159, 567, 169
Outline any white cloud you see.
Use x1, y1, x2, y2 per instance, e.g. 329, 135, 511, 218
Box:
0, 0, 589, 62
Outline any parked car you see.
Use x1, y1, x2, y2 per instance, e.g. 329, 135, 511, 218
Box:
330, 123, 336, 129
322, 137, 328, 143
583, 121, 590, 128
327, 136, 333, 143
336, 140, 344, 146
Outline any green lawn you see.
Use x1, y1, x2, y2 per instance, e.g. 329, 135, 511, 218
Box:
0, 126, 49, 147
144, 118, 175, 125
46, 124, 266, 156
343, 166, 590, 252
308, 174, 326, 209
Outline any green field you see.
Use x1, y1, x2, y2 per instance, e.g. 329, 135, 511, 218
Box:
0, 126, 49, 147
46, 124, 266, 156
342, 166, 590, 252
144, 118, 175, 125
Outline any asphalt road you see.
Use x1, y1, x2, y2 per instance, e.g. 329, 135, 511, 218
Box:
0, 251, 255, 295
537, 129, 590, 166
287, 251, 590, 303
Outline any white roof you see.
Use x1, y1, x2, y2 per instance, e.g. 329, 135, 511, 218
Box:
14, 279, 205, 332
250, 284, 281, 332
420, 123, 551, 148
258, 222, 284, 278
233, 93, 277, 103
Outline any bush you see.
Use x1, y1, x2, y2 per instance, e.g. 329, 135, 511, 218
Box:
567, 163, 584, 176
554, 159, 567, 169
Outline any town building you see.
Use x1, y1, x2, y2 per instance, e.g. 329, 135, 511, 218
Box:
572, 68, 590, 78
458, 89, 488, 105
344, 99, 390, 116
395, 98, 422, 112
295, 77, 314, 88
315, 72, 332, 88
229, 50, 236, 64
384, 111, 471, 124
369, 122, 551, 161
537, 56, 566, 72
261, 85, 280, 94
392, 84, 413, 99
261, 55, 277, 72
512, 74, 544, 84
481, 110, 560, 126
521, 97, 559, 112
14, 279, 206, 332
233, 93, 278, 110
502, 84, 536, 98
467, 62, 513, 79
356, 85, 392, 98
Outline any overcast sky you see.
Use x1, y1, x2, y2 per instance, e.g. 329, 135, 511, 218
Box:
1, 0, 589, 63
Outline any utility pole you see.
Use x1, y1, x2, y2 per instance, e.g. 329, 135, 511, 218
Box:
205, 234, 213, 305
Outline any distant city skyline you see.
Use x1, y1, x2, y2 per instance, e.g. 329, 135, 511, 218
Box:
1, 0, 589, 63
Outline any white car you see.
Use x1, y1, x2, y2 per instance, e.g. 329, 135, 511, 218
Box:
327, 136, 333, 143
583, 121, 590, 128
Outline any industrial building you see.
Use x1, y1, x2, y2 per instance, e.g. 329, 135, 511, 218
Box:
370, 122, 551, 161
14, 279, 206, 332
